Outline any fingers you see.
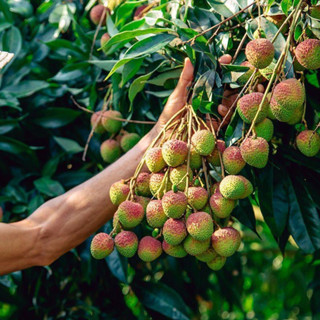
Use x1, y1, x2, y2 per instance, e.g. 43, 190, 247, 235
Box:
171, 58, 194, 99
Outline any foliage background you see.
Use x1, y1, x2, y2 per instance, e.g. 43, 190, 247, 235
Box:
0, 0, 319, 319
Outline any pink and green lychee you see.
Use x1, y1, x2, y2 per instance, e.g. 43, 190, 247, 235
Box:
90, 233, 114, 259
114, 231, 138, 258
101, 110, 122, 133
145, 147, 166, 173
222, 146, 246, 174
90, 4, 108, 25
162, 240, 187, 258
162, 191, 187, 219
100, 139, 121, 163
196, 247, 218, 262
149, 173, 172, 198
186, 212, 213, 241
207, 140, 226, 166
211, 227, 241, 257
287, 105, 303, 125
210, 191, 235, 218
207, 255, 227, 270
254, 118, 274, 142
100, 33, 110, 51
170, 165, 193, 191
219, 175, 253, 200
109, 180, 130, 206
240, 137, 269, 168
138, 236, 162, 262
245, 38, 275, 69
162, 139, 188, 167
135, 172, 151, 197
296, 130, 320, 157
190, 146, 202, 170
191, 130, 216, 156
146, 200, 168, 228
163, 218, 187, 245
187, 187, 209, 210
295, 39, 320, 70
237, 92, 269, 124
133, 196, 150, 214
120, 133, 140, 152
90, 111, 105, 134
239, 176, 254, 199
183, 235, 210, 256
117, 200, 144, 229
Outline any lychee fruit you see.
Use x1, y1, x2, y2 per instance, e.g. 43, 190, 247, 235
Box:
109, 180, 130, 206
163, 218, 187, 245
191, 130, 215, 156
207, 255, 227, 270
287, 104, 303, 125
100, 139, 121, 163
239, 176, 254, 199
190, 146, 202, 170
219, 175, 253, 200
100, 33, 110, 50
296, 130, 320, 157
146, 200, 168, 228
101, 110, 122, 133
210, 191, 235, 218
183, 235, 210, 256
245, 38, 275, 69
240, 137, 269, 168
238, 61, 255, 85
90, 233, 114, 259
162, 139, 188, 167
295, 39, 320, 70
90, 4, 108, 25
162, 240, 187, 258
196, 247, 218, 262
170, 164, 193, 191
254, 118, 274, 141
117, 200, 144, 229
211, 227, 241, 257
162, 190, 187, 219
145, 147, 166, 173
222, 146, 246, 174
90, 111, 105, 134
187, 187, 209, 210
120, 133, 140, 152
218, 54, 232, 64
237, 92, 269, 124
114, 231, 138, 258
135, 172, 151, 197
186, 212, 213, 241
133, 196, 150, 214
112, 211, 121, 233
138, 236, 162, 262
149, 173, 172, 199
207, 140, 226, 166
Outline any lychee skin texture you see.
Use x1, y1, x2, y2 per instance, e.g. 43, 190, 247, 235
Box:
114, 231, 138, 258
90, 4, 107, 25
207, 140, 226, 166
170, 165, 193, 191
222, 146, 246, 175
296, 39, 320, 70
135, 172, 151, 197
162, 240, 187, 258
191, 130, 216, 156
90, 233, 114, 259
186, 212, 213, 241
138, 236, 162, 262
196, 247, 218, 262
109, 180, 130, 206
163, 218, 187, 245
91, 111, 105, 134
146, 200, 168, 228
219, 175, 253, 200
183, 235, 210, 256
133, 196, 150, 214
240, 137, 269, 168
211, 227, 241, 257
117, 200, 144, 229
237, 92, 269, 124
162, 191, 187, 219
296, 130, 320, 157
149, 173, 172, 199
100, 139, 121, 163
207, 255, 227, 270
145, 147, 166, 173
101, 110, 122, 134
245, 39, 275, 69
190, 146, 202, 170
162, 139, 188, 167
100, 33, 110, 50
120, 133, 140, 152
254, 118, 274, 142
210, 191, 235, 218
287, 105, 303, 125
187, 187, 209, 210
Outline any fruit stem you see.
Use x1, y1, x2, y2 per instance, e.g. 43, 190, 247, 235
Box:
185, 106, 193, 196
202, 157, 210, 194
271, 9, 295, 44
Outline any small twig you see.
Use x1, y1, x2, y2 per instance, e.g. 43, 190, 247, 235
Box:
271, 9, 295, 44
232, 33, 247, 63
185, 106, 193, 195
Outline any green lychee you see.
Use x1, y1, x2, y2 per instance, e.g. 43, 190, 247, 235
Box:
114, 231, 138, 258
183, 235, 210, 256
295, 39, 320, 70
120, 133, 140, 152
162, 240, 187, 258
162, 139, 188, 167
296, 130, 320, 157
240, 137, 269, 168
145, 147, 166, 173
186, 211, 213, 241
254, 118, 274, 141
163, 218, 187, 245
196, 247, 218, 262
100, 33, 110, 51
117, 200, 144, 229
91, 111, 105, 134
222, 146, 246, 174
135, 172, 151, 197
90, 233, 114, 259
170, 164, 193, 191
90, 4, 108, 25
138, 236, 162, 262
187, 187, 209, 210
149, 173, 172, 198
207, 255, 227, 270
209, 191, 235, 218
238, 61, 255, 85
109, 180, 130, 206
245, 38, 275, 69
190, 146, 202, 170
100, 139, 121, 163
207, 140, 226, 166
162, 191, 187, 219
219, 175, 253, 200
287, 104, 303, 125
101, 110, 122, 134
191, 130, 216, 156
146, 200, 167, 228
211, 227, 241, 257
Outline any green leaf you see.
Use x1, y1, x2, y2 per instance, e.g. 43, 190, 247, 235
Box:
104, 58, 135, 80
281, 0, 292, 14
89, 60, 118, 71
147, 68, 182, 86
53, 136, 84, 154
0, 0, 13, 23
121, 57, 144, 86
294, 23, 303, 41
207, 0, 238, 18
1, 26, 22, 57
0, 119, 18, 134
34, 177, 65, 197
3, 80, 49, 98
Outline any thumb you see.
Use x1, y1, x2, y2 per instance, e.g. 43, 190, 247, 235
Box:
172, 58, 194, 100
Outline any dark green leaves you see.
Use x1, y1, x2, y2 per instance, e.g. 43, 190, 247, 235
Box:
34, 177, 65, 197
